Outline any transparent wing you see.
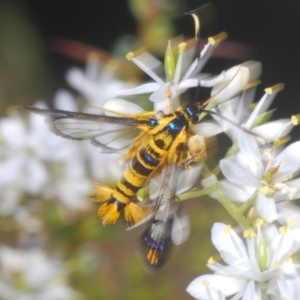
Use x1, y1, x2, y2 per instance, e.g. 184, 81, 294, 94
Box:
19, 106, 152, 153
136, 164, 190, 273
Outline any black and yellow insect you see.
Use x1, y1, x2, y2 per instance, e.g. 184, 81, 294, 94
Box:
19, 101, 210, 271
20, 102, 208, 218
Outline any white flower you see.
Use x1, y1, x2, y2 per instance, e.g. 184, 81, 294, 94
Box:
0, 246, 80, 300
111, 33, 227, 112
187, 222, 300, 300
200, 60, 262, 103
218, 137, 300, 223
0, 109, 54, 213
210, 82, 293, 143
66, 54, 131, 106
0, 100, 92, 212
276, 205, 300, 248
53, 92, 123, 209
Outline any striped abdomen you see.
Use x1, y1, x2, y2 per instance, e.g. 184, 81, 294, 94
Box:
92, 109, 193, 226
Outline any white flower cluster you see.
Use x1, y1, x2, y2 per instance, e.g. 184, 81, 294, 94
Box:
0, 54, 132, 298
187, 222, 300, 299
0, 246, 80, 300
1, 29, 299, 299
65, 34, 300, 299
165, 41, 300, 300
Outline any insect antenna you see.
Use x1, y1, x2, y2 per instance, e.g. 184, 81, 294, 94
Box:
200, 108, 266, 145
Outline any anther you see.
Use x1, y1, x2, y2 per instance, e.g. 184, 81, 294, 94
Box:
208, 31, 228, 45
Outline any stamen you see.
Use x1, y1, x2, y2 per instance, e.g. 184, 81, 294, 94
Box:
291, 113, 300, 126
126, 52, 134, 61
208, 31, 228, 45
202, 280, 209, 287
178, 39, 197, 54
264, 83, 285, 95
249, 102, 257, 110
126, 48, 145, 61
178, 42, 186, 54
256, 218, 264, 228
244, 79, 261, 91
263, 148, 272, 156
244, 229, 256, 238
261, 186, 271, 195
273, 136, 291, 148
207, 257, 215, 264
279, 226, 287, 235
224, 225, 231, 233
286, 219, 295, 227
274, 261, 280, 269
243, 229, 250, 238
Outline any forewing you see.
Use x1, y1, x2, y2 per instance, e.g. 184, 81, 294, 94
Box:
20, 106, 150, 153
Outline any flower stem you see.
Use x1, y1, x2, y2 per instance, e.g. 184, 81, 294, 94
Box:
178, 162, 252, 229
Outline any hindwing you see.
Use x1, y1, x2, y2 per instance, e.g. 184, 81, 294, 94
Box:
135, 165, 191, 273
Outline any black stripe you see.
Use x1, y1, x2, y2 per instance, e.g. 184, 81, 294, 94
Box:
115, 185, 128, 197
154, 139, 165, 149
140, 149, 160, 167
146, 145, 163, 160
118, 178, 140, 194
108, 198, 126, 211
131, 156, 156, 178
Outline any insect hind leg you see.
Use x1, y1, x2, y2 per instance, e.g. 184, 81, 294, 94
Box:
97, 198, 126, 226
185, 135, 216, 168
91, 183, 124, 225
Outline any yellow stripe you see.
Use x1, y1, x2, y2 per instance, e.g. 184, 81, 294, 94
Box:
147, 139, 166, 157
147, 249, 159, 265
112, 183, 133, 203
123, 167, 148, 187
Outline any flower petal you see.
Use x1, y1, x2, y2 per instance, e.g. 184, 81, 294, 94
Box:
187, 274, 245, 299
219, 180, 254, 202
131, 51, 165, 84
103, 99, 144, 115
53, 89, 78, 111
193, 121, 223, 137
274, 141, 300, 179
220, 159, 259, 187
242, 280, 261, 300
111, 82, 160, 96
177, 78, 199, 89
211, 223, 249, 265
210, 61, 261, 103
251, 119, 293, 143
256, 192, 277, 223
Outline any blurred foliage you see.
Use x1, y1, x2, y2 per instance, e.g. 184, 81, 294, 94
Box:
128, 0, 181, 52
0, 1, 50, 113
